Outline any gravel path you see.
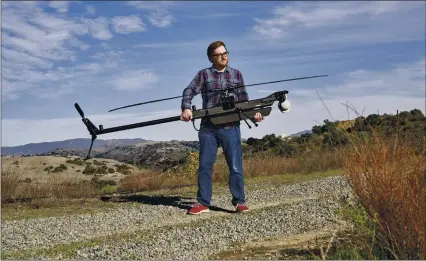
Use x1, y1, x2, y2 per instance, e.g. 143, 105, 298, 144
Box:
1, 175, 354, 259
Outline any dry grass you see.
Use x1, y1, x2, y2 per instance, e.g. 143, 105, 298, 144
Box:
214, 149, 344, 182
342, 129, 426, 259
115, 148, 345, 194
1, 169, 98, 204
1, 156, 138, 208
117, 170, 167, 193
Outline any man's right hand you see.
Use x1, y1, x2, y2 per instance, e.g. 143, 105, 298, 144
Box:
180, 109, 193, 121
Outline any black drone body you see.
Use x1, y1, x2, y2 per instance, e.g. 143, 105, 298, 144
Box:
74, 74, 327, 159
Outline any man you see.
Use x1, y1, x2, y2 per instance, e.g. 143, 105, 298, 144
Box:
180, 40, 263, 215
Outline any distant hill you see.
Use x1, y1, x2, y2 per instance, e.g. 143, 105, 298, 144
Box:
2, 129, 311, 156
1, 129, 317, 171
1, 138, 149, 156
94, 140, 200, 171
289, 130, 312, 137
1, 138, 200, 172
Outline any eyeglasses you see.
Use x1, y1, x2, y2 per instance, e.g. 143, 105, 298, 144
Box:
211, 51, 229, 58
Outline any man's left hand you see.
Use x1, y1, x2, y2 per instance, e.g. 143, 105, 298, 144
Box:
254, 112, 263, 122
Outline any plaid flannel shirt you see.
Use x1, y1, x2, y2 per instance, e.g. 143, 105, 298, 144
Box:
181, 65, 249, 111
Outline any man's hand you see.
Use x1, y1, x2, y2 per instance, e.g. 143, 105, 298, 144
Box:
180, 109, 193, 121
254, 112, 263, 122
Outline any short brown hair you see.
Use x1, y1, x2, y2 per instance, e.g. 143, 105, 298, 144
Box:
207, 40, 226, 61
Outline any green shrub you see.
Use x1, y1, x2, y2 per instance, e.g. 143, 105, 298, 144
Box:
82, 165, 97, 175
51, 164, 68, 173
100, 184, 117, 194
44, 166, 54, 172
65, 158, 84, 166
115, 164, 132, 175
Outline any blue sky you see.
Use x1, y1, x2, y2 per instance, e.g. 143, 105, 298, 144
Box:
2, 1, 425, 146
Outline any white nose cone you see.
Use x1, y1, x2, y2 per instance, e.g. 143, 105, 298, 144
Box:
279, 100, 291, 112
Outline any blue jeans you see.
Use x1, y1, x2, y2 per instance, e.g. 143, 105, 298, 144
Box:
197, 123, 245, 206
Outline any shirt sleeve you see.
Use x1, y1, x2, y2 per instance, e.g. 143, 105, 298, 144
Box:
236, 70, 249, 102
181, 70, 205, 111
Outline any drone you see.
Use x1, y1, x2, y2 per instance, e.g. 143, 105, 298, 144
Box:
74, 74, 327, 159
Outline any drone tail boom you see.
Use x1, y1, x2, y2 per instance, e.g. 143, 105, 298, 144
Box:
74, 103, 188, 159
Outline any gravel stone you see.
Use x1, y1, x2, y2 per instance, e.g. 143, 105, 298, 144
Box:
1, 175, 354, 259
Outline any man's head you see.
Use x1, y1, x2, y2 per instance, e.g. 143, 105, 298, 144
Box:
207, 41, 229, 69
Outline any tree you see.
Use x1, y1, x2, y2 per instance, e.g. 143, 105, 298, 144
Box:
410, 109, 424, 117
366, 114, 381, 126
312, 125, 322, 135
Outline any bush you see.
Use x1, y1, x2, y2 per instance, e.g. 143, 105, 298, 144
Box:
82, 165, 97, 175
51, 164, 68, 173
96, 165, 108, 174
115, 164, 132, 175
343, 132, 426, 259
65, 158, 84, 166
92, 160, 106, 166
100, 184, 116, 194
44, 166, 54, 172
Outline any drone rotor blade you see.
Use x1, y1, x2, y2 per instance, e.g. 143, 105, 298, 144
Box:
108, 74, 328, 112
74, 103, 85, 118
238, 74, 328, 90
108, 95, 183, 112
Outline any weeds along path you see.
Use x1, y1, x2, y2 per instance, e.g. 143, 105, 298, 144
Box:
1, 175, 354, 260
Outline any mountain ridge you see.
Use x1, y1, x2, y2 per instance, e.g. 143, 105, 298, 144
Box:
1, 138, 149, 156
1, 129, 311, 158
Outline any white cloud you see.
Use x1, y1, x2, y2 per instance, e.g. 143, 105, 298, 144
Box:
133, 39, 204, 49
183, 13, 243, 19
145, 10, 177, 28
89, 50, 124, 61
126, 1, 178, 28
2, 46, 53, 69
34, 85, 75, 99
112, 15, 146, 34
114, 70, 160, 90
269, 2, 401, 29
1, 7, 82, 62
321, 58, 425, 99
68, 38, 90, 50
84, 17, 113, 40
48, 1, 69, 13
251, 1, 425, 47
1, 3, 148, 101
126, 1, 178, 11
100, 43, 109, 49
2, 2, 91, 100
256, 1, 417, 32
85, 5, 95, 15
2, 50, 121, 102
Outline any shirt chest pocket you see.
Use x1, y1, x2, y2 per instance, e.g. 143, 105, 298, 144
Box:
204, 80, 222, 91
203, 79, 241, 94
224, 79, 241, 90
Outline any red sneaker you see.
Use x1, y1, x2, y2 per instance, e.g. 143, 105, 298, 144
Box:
235, 203, 249, 213
187, 203, 209, 215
